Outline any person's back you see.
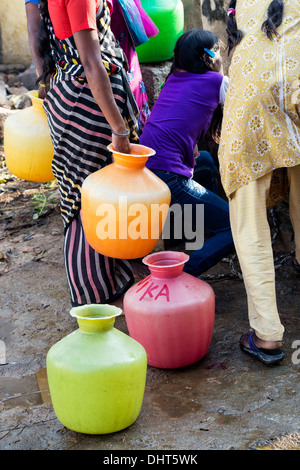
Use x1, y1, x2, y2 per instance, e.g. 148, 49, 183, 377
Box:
141, 70, 222, 178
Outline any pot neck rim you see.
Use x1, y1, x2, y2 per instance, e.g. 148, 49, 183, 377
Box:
143, 251, 190, 278
28, 90, 44, 112
70, 304, 122, 332
107, 143, 156, 169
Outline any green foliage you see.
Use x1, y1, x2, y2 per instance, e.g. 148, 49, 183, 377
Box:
31, 181, 58, 219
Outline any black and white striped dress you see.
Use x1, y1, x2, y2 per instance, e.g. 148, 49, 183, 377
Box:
43, 1, 139, 306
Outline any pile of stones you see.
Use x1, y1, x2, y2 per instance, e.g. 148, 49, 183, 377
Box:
0, 63, 37, 141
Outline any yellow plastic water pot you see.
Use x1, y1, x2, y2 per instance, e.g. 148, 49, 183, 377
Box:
4, 90, 55, 182
46, 304, 147, 434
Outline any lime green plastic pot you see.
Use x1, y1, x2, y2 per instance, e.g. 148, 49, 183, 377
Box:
46, 304, 147, 434
136, 0, 184, 63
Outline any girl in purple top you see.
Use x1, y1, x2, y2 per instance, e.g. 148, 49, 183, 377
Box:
140, 29, 234, 276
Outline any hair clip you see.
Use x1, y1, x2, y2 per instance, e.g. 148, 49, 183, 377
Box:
204, 48, 215, 58
227, 8, 235, 16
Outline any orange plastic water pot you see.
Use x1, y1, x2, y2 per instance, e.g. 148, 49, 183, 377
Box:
124, 251, 215, 369
4, 90, 55, 183
81, 143, 171, 259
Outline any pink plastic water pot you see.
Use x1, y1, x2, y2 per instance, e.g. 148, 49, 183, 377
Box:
124, 251, 215, 368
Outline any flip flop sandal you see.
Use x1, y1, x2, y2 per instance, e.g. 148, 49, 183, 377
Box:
240, 331, 284, 365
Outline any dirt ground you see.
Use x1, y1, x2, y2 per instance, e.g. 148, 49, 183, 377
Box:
0, 142, 300, 452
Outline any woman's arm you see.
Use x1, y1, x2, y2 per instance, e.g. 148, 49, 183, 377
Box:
26, 2, 48, 99
73, 28, 131, 154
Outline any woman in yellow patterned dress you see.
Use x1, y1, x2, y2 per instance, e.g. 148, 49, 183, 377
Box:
219, 0, 300, 364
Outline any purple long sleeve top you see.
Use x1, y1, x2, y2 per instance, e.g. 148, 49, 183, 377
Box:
140, 71, 223, 178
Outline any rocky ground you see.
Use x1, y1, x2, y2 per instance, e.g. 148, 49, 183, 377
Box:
0, 68, 299, 452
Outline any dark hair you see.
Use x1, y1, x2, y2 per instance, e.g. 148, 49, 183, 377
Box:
37, 0, 55, 84
227, 0, 284, 54
226, 0, 243, 54
206, 103, 223, 145
170, 29, 219, 75
262, 0, 284, 40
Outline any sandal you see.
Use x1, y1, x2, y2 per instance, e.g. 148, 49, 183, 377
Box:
240, 331, 284, 365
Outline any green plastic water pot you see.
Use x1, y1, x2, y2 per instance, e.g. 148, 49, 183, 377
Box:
136, 0, 184, 63
46, 304, 147, 434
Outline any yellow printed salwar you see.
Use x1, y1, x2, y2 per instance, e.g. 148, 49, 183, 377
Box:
219, 0, 300, 198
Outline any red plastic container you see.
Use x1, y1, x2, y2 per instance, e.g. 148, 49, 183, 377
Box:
124, 251, 215, 369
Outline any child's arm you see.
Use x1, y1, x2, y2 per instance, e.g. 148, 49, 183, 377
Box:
219, 76, 229, 105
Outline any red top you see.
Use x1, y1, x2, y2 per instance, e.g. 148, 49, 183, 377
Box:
48, 0, 101, 40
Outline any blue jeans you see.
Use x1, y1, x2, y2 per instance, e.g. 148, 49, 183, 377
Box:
193, 151, 218, 194
151, 152, 234, 276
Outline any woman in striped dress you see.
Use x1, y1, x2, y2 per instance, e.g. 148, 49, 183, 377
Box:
38, 0, 140, 307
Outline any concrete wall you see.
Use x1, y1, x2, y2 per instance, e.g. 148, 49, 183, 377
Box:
183, 0, 229, 44
182, 0, 203, 30
0, 0, 32, 66
201, 0, 229, 42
